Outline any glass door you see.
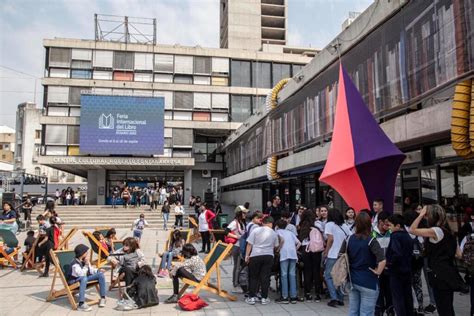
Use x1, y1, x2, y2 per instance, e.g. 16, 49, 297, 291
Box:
419, 167, 438, 205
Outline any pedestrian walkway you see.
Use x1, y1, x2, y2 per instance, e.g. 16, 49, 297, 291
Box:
0, 226, 470, 315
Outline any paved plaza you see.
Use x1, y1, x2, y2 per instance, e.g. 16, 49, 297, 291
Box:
0, 226, 470, 316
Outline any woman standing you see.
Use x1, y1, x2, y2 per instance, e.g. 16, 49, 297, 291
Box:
347, 212, 386, 316
225, 210, 246, 293
174, 201, 184, 229
23, 199, 33, 229
410, 205, 462, 316
198, 204, 216, 253
162, 200, 171, 231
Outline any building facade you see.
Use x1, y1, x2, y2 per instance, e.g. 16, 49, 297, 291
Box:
0, 126, 15, 169
221, 0, 474, 218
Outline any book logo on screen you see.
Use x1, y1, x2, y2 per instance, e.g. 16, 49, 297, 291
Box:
98, 113, 114, 129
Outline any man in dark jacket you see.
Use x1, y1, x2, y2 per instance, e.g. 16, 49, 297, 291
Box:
386, 214, 414, 316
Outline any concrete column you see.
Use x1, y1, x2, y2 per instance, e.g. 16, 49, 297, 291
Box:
184, 169, 192, 206
86, 169, 106, 205
96, 169, 106, 205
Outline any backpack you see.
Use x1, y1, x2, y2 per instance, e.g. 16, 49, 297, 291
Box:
238, 264, 249, 292
240, 223, 256, 258
178, 294, 208, 311
130, 273, 159, 308
330, 237, 353, 287
412, 236, 424, 270
136, 219, 145, 230
306, 227, 324, 253
462, 234, 474, 274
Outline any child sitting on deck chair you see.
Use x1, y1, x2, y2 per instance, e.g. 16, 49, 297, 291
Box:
67, 244, 107, 312
157, 229, 185, 278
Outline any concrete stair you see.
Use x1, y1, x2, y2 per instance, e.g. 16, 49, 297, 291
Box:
31, 205, 190, 230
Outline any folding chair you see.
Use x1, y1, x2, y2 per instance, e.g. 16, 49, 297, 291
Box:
82, 231, 110, 268
108, 239, 125, 290
94, 227, 111, 238
178, 241, 237, 301
210, 229, 226, 247
188, 217, 201, 243
57, 227, 78, 250
0, 229, 20, 269
20, 236, 40, 271
162, 230, 191, 263
46, 250, 101, 310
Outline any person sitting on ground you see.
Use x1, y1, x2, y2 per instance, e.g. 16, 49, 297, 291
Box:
93, 231, 110, 256
105, 228, 117, 251
131, 213, 149, 242
67, 244, 107, 311
109, 237, 146, 287
165, 243, 206, 304
157, 229, 185, 278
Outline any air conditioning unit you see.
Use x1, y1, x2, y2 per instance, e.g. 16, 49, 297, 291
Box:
202, 169, 211, 178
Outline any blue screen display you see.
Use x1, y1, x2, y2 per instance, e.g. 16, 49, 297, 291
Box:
79, 95, 164, 155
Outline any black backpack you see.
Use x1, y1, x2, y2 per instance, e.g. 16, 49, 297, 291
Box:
129, 271, 159, 308
411, 236, 424, 270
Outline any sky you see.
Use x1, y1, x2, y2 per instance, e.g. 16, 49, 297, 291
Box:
0, 0, 373, 129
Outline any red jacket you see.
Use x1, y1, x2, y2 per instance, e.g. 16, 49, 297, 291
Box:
204, 209, 216, 228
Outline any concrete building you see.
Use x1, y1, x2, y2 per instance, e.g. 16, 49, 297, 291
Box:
38, 5, 314, 204
221, 0, 474, 214
0, 126, 15, 166
15, 102, 85, 185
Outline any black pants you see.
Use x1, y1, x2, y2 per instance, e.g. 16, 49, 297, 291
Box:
200, 231, 210, 252
120, 266, 138, 287
173, 267, 198, 294
302, 251, 322, 295
38, 241, 53, 274
24, 209, 32, 222
375, 273, 393, 316
433, 287, 454, 316
248, 255, 273, 299
175, 215, 183, 228
390, 275, 414, 316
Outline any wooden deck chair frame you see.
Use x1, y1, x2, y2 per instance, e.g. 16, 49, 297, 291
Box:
47, 249, 100, 310
188, 216, 200, 242
94, 227, 111, 237
82, 231, 110, 268
57, 227, 78, 250
0, 229, 20, 269
162, 230, 191, 263
20, 236, 40, 271
210, 229, 226, 245
178, 241, 237, 301
108, 239, 125, 290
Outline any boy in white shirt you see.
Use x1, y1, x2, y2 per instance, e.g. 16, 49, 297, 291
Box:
132, 213, 149, 242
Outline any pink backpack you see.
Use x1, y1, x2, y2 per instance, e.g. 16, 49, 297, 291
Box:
306, 227, 324, 252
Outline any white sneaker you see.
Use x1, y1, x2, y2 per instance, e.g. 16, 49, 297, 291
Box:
99, 298, 106, 307
245, 297, 256, 305
261, 298, 270, 305
77, 303, 92, 312
232, 286, 244, 294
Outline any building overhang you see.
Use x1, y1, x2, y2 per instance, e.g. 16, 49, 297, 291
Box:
38, 156, 195, 178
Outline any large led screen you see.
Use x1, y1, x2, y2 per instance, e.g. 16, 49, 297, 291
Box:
79, 95, 164, 155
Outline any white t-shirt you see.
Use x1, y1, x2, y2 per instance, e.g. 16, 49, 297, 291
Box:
286, 223, 298, 236
175, 205, 184, 215
134, 218, 149, 230
247, 226, 279, 258
198, 211, 209, 232
277, 229, 299, 261
227, 219, 244, 237
324, 221, 351, 259
429, 227, 445, 244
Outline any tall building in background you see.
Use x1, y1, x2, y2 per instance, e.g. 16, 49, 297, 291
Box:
0, 126, 15, 171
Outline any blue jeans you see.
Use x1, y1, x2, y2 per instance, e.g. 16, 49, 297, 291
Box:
324, 258, 344, 302
163, 213, 169, 229
77, 273, 106, 303
349, 283, 379, 316
160, 251, 173, 270
280, 259, 297, 299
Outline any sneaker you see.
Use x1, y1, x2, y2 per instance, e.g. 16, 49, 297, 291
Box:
424, 304, 436, 314
275, 297, 289, 304
337, 300, 344, 306
39, 272, 49, 278
261, 298, 270, 305
165, 294, 179, 304
245, 297, 256, 305
232, 286, 244, 294
160, 270, 169, 278
314, 294, 321, 302
99, 298, 106, 307
327, 300, 338, 308
289, 297, 298, 304
77, 303, 92, 312
304, 293, 312, 301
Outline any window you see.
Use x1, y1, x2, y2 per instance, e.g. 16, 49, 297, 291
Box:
49, 68, 70, 78
164, 111, 173, 119
45, 125, 67, 145
46, 146, 67, 156
212, 113, 229, 122
48, 107, 69, 116
173, 149, 192, 157
272, 63, 291, 86
154, 91, 173, 109
252, 95, 266, 114
193, 112, 211, 121
193, 76, 210, 85
193, 135, 223, 162
212, 94, 229, 109
35, 130, 41, 139
292, 64, 303, 75
93, 70, 112, 80
231, 60, 251, 87
154, 54, 174, 72
211, 77, 228, 86
194, 93, 211, 109
112, 89, 132, 96
68, 147, 80, 155
47, 86, 69, 104
252, 61, 271, 88
174, 75, 193, 84
134, 53, 153, 70
71, 60, 92, 69
49, 48, 71, 67
133, 90, 153, 97
172, 128, 193, 147
154, 74, 173, 83
34, 167, 41, 176
212, 57, 229, 74
134, 73, 153, 82
67, 126, 80, 145
164, 128, 172, 138
69, 87, 87, 105
71, 49, 92, 61
92, 87, 112, 95
174, 92, 193, 109
113, 51, 134, 70
71, 70, 92, 79
173, 112, 192, 121
194, 56, 211, 74
174, 55, 193, 73
231, 95, 252, 122
113, 71, 133, 81
93, 50, 113, 68
70, 108, 81, 117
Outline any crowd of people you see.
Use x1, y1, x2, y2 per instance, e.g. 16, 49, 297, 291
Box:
111, 185, 184, 209
55, 188, 84, 206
